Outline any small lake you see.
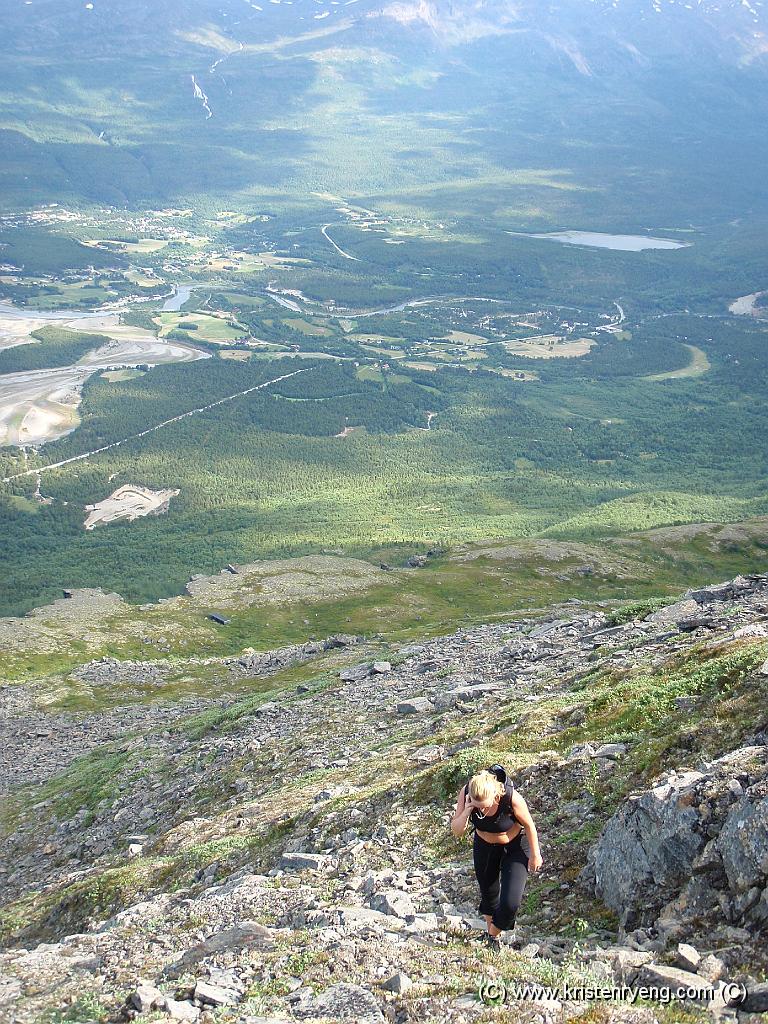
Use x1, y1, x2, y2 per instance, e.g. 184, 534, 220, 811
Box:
512, 231, 691, 251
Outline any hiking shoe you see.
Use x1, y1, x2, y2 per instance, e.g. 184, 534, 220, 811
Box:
483, 933, 502, 952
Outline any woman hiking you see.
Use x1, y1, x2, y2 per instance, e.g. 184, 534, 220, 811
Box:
451, 764, 543, 949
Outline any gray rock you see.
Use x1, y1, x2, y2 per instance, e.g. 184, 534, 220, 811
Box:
731, 624, 768, 639
520, 943, 541, 958
130, 982, 164, 1012
293, 982, 386, 1022
592, 742, 627, 759
280, 852, 331, 872
164, 921, 273, 977
329, 633, 360, 647
585, 746, 768, 931
567, 742, 596, 761
164, 998, 200, 1021
339, 663, 372, 682
528, 618, 571, 638
397, 644, 425, 657
448, 682, 501, 703
333, 906, 405, 932
638, 963, 722, 1005
381, 973, 412, 994
684, 577, 752, 604
648, 599, 700, 625
404, 912, 440, 932
676, 943, 701, 972
194, 980, 238, 1007
371, 661, 391, 674
241, 1019, 293, 1024
411, 744, 445, 764
207, 967, 244, 992
370, 889, 416, 919
585, 770, 706, 928
602, 947, 654, 984
715, 789, 768, 898
698, 954, 727, 983
0, 976, 22, 1008
741, 982, 768, 1012
396, 697, 434, 715
406, 554, 428, 568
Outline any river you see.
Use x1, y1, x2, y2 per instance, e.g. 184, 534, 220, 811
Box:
162, 285, 200, 311
0, 286, 208, 447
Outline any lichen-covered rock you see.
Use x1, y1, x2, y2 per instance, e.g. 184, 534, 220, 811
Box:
584, 746, 768, 932
292, 982, 386, 1022
647, 599, 700, 625
583, 770, 706, 927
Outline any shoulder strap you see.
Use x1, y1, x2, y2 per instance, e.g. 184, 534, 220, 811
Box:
502, 780, 516, 810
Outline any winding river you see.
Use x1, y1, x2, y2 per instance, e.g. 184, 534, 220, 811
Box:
0, 286, 208, 447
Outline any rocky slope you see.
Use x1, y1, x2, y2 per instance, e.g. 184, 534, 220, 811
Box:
1, 572, 768, 1023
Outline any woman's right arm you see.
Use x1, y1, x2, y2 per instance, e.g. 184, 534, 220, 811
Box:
451, 785, 473, 837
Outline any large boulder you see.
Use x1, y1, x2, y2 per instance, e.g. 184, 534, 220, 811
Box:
584, 769, 706, 928
682, 575, 754, 604
292, 983, 385, 1022
647, 600, 700, 626
583, 746, 768, 933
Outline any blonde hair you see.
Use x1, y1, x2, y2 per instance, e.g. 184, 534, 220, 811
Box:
469, 770, 504, 803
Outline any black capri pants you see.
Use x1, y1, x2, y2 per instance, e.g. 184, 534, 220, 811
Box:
473, 832, 529, 931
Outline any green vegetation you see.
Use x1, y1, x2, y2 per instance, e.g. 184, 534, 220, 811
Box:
539, 638, 768, 793
0, 327, 106, 373
2, 315, 768, 617
1, 745, 130, 840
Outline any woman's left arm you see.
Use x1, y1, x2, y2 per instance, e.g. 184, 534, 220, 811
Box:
511, 792, 543, 873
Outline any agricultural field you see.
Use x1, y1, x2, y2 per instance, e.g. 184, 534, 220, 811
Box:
154, 312, 248, 344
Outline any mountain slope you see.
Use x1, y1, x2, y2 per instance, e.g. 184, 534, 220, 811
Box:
1, 568, 767, 1022
1, 0, 767, 212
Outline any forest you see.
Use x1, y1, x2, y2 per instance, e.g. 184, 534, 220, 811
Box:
0, 327, 105, 374
1, 304, 767, 616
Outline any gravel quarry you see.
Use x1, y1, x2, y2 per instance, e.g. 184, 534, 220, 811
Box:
83, 484, 181, 530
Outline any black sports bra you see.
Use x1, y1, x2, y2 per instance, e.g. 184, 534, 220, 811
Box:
465, 781, 520, 834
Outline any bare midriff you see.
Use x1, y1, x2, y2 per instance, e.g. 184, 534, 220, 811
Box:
475, 824, 523, 845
